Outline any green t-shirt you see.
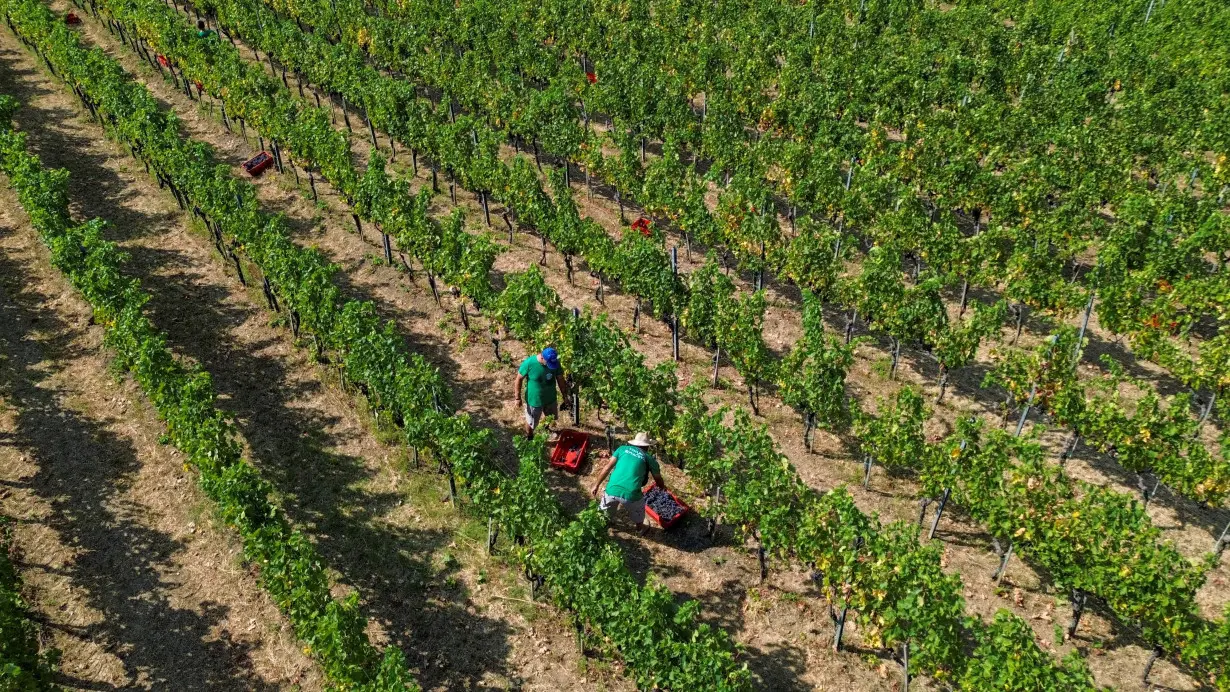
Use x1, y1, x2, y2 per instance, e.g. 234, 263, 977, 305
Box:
605, 445, 660, 501
518, 355, 561, 407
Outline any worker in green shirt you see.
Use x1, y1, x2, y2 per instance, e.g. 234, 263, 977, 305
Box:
196, 19, 216, 39
590, 432, 665, 535
515, 347, 569, 437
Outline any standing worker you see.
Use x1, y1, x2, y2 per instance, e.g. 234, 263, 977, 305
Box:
591, 433, 666, 535
515, 347, 569, 438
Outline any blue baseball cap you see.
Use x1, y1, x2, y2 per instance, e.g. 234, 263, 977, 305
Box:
542, 347, 561, 370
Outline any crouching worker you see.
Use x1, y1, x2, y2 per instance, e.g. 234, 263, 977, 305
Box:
515, 347, 569, 438
590, 433, 665, 535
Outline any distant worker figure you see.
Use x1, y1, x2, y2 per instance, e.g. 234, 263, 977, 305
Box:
196, 19, 215, 39
515, 347, 569, 437
590, 433, 665, 536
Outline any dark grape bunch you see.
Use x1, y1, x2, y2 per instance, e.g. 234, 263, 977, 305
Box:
644, 487, 684, 523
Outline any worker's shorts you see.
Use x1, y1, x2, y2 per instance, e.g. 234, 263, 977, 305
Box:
524, 401, 558, 428
600, 492, 646, 526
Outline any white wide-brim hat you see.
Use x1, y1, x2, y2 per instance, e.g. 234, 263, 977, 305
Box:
628, 432, 656, 447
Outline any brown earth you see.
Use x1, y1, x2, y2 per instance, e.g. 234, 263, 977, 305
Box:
24, 4, 1230, 690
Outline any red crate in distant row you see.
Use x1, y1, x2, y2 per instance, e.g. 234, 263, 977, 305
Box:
243, 151, 273, 176
156, 54, 170, 69
643, 483, 689, 530
65, 11, 81, 24
550, 429, 588, 473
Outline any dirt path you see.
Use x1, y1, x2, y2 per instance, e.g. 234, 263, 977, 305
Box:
0, 165, 319, 688
0, 33, 623, 692
46, 8, 1224, 690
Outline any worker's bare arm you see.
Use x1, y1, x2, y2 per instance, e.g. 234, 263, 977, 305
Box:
590, 456, 618, 497
557, 374, 570, 400
651, 471, 666, 492
514, 373, 525, 403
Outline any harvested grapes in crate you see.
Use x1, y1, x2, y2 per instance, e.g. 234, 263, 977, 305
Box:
643, 484, 688, 530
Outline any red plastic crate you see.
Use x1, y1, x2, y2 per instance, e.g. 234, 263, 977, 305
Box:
643, 483, 689, 530
65, 12, 81, 24
550, 429, 588, 473
156, 54, 170, 69
243, 151, 273, 176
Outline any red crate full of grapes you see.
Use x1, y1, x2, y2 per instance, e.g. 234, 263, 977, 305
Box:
550, 429, 588, 473
643, 483, 689, 529
243, 151, 274, 176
